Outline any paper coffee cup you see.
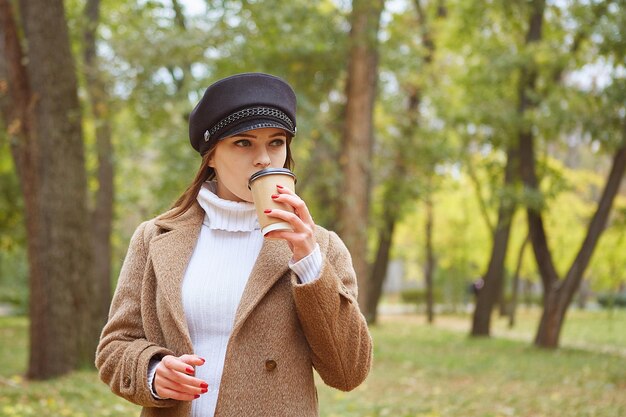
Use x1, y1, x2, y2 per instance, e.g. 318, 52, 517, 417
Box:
248, 168, 297, 236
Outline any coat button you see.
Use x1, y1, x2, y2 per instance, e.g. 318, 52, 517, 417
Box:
123, 376, 132, 388
265, 360, 277, 372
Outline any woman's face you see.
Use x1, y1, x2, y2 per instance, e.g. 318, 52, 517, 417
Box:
208, 127, 289, 202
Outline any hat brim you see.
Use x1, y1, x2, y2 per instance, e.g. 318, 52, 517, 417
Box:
215, 118, 296, 141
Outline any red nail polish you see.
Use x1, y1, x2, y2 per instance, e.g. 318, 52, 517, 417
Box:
186, 367, 194, 374
199, 358, 206, 364
200, 382, 208, 389
271, 194, 279, 199
201, 388, 208, 393
194, 394, 200, 399
276, 185, 284, 189
264, 209, 272, 214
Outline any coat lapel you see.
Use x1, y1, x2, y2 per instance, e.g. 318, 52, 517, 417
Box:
231, 238, 293, 337
147, 201, 302, 347
150, 204, 204, 352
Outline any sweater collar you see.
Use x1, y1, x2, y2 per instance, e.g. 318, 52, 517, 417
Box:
196, 181, 260, 232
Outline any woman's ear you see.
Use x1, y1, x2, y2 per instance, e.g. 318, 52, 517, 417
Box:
206, 150, 216, 168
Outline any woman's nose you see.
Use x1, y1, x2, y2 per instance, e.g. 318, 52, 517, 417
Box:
254, 149, 271, 167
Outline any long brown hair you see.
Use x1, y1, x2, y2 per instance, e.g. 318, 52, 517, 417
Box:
161, 136, 294, 220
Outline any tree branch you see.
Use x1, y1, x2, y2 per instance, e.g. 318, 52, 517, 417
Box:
0, 0, 35, 184
562, 129, 626, 297
466, 155, 495, 234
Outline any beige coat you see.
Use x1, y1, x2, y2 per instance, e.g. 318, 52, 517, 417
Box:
96, 202, 372, 417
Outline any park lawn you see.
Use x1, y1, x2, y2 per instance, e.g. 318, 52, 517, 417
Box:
0, 311, 624, 417
427, 307, 626, 355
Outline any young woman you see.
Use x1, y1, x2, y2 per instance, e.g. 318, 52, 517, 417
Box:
96, 73, 372, 417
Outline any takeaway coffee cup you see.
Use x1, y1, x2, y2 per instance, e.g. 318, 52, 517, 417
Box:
248, 168, 297, 236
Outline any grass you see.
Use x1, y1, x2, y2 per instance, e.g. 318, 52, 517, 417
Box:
426, 307, 626, 355
1, 309, 625, 417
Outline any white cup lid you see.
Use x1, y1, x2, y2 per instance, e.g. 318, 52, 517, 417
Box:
262, 221, 293, 236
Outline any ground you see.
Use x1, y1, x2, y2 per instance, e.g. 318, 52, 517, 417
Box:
1, 308, 625, 417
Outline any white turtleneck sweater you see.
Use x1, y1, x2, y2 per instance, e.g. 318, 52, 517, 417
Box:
148, 181, 321, 417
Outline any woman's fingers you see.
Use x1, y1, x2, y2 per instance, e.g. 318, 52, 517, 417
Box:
157, 362, 205, 388
161, 355, 202, 378
154, 355, 208, 401
274, 186, 315, 225
265, 187, 316, 261
263, 185, 317, 259
155, 374, 201, 401
179, 354, 205, 367
266, 208, 312, 232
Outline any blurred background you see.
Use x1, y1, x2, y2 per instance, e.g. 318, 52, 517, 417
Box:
1, 0, 625, 416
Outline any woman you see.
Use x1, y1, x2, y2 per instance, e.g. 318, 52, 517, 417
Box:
96, 73, 372, 417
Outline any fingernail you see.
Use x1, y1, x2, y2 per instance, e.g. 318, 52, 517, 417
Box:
194, 394, 200, 399
186, 367, 195, 374
264, 209, 272, 213
271, 194, 279, 199
276, 185, 284, 189
199, 357, 206, 364
201, 388, 208, 393
200, 382, 208, 389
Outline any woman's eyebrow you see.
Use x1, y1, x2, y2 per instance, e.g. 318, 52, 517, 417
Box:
231, 132, 287, 139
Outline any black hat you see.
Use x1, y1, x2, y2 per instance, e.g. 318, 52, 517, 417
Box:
189, 73, 297, 155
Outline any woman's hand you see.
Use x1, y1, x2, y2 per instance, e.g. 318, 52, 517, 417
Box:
264, 185, 316, 261
154, 354, 208, 401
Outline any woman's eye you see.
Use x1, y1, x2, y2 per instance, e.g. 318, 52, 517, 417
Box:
234, 139, 252, 147
270, 139, 286, 147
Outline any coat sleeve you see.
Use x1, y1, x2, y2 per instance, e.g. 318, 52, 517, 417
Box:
291, 230, 373, 392
95, 221, 177, 408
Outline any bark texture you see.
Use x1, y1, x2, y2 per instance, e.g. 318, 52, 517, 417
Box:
2, 0, 93, 378
339, 0, 385, 315
83, 0, 114, 364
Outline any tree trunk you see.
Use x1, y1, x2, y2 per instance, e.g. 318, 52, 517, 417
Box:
1, 0, 44, 375
513, 0, 626, 349
83, 0, 113, 365
339, 0, 385, 316
3, 0, 93, 378
424, 196, 435, 324
470, 147, 518, 336
498, 269, 508, 317
365, 207, 397, 324
412, 0, 444, 325
471, 0, 545, 338
509, 233, 529, 328
0, 5, 44, 373
532, 142, 626, 348
576, 279, 590, 309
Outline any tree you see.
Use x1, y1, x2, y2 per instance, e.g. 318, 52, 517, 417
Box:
83, 0, 114, 359
365, 0, 448, 324
0, 0, 96, 378
508, 233, 529, 328
470, 0, 547, 336
339, 0, 385, 317
512, 0, 625, 347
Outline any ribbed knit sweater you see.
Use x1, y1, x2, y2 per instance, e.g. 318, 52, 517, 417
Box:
148, 181, 321, 417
